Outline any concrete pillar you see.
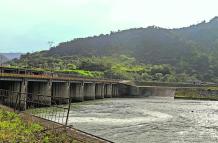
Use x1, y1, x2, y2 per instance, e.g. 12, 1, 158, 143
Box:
52, 82, 70, 104
69, 83, 75, 100
71, 83, 84, 102
115, 85, 119, 97
104, 84, 107, 97
30, 81, 51, 106
20, 80, 27, 110
104, 84, 112, 98
112, 84, 115, 97
112, 84, 119, 97
42, 81, 52, 106
95, 83, 104, 99
84, 83, 95, 100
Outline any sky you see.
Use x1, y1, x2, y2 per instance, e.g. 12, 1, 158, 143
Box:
0, 0, 218, 53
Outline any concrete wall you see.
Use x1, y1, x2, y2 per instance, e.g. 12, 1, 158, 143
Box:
118, 84, 176, 97
118, 84, 139, 97
138, 87, 176, 97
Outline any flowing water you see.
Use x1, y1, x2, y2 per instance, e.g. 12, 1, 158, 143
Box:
67, 97, 218, 142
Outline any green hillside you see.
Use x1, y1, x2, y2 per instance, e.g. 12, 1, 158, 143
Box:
9, 17, 218, 82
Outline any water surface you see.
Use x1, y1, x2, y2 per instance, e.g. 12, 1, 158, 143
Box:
67, 97, 218, 143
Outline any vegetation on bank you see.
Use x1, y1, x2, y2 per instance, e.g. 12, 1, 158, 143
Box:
175, 88, 218, 101
0, 108, 79, 143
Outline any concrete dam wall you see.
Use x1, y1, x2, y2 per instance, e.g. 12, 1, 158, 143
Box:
139, 87, 176, 97
118, 84, 176, 97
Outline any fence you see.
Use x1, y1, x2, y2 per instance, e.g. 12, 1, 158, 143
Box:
0, 89, 71, 127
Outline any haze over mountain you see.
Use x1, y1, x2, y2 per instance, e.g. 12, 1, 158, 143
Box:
11, 17, 218, 82
0, 53, 22, 64
0, 53, 22, 60
0, 55, 9, 64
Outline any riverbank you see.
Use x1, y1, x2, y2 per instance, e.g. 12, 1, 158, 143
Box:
174, 87, 218, 101
0, 105, 111, 143
0, 105, 81, 143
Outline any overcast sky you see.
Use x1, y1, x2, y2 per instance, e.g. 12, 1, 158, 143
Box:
1, 0, 218, 53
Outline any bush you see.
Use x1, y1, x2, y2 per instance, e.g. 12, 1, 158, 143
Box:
0, 108, 78, 143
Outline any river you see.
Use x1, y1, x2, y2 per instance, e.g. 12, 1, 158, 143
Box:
65, 97, 218, 143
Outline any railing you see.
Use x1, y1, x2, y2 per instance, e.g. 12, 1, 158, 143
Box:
0, 66, 121, 82
0, 72, 121, 83
0, 89, 71, 127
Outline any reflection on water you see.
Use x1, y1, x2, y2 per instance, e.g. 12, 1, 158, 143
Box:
69, 97, 218, 143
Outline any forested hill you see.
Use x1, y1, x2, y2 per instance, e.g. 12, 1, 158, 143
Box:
47, 17, 218, 63
10, 17, 218, 82
48, 26, 191, 65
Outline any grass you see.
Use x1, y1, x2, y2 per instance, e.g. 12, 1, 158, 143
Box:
0, 108, 79, 143
53, 69, 104, 78
204, 86, 218, 91
1, 65, 104, 78
71, 70, 95, 77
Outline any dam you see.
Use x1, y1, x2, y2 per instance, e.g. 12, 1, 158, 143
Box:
0, 67, 121, 110
0, 66, 196, 110
0, 66, 216, 110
